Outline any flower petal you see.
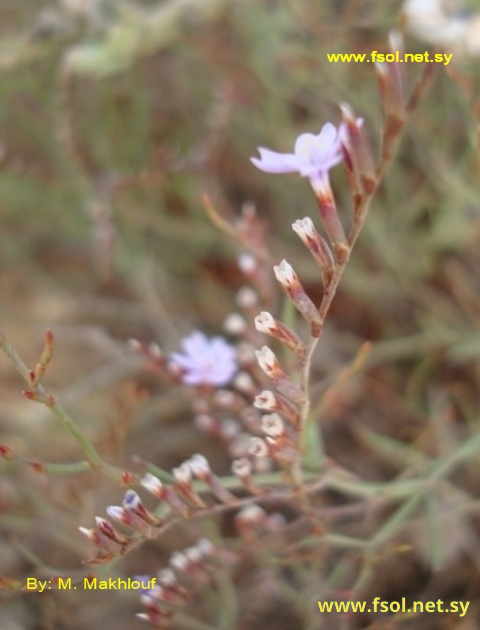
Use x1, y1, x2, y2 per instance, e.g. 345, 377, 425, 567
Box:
181, 332, 208, 355
169, 352, 196, 370
317, 122, 337, 144
250, 148, 301, 174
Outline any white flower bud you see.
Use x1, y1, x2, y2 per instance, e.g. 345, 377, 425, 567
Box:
255, 346, 278, 374
249, 437, 269, 458
232, 457, 252, 477
254, 311, 276, 334
123, 489, 142, 510
261, 413, 284, 438
157, 568, 177, 587
188, 454, 210, 476
196, 538, 214, 556
172, 463, 192, 485
292, 217, 316, 240
141, 473, 163, 496
106, 506, 127, 523
273, 259, 297, 288
185, 546, 203, 564
237, 504, 266, 524
170, 552, 189, 571
254, 390, 277, 410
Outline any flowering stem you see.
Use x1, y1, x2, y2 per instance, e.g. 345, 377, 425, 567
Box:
298, 76, 435, 480
298, 336, 324, 472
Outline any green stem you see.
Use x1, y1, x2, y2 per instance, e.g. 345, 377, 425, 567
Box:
40, 461, 91, 474
0, 330, 132, 482
0, 330, 31, 381
46, 395, 103, 469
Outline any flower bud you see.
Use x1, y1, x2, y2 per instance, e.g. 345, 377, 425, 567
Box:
96, 516, 131, 544
140, 474, 189, 516
273, 261, 322, 336
254, 390, 300, 427
261, 413, 285, 438
255, 346, 306, 404
292, 217, 336, 286
172, 463, 207, 509
249, 437, 270, 458
255, 311, 306, 358
255, 346, 280, 376
340, 103, 376, 196
188, 454, 236, 504
377, 30, 406, 126
231, 457, 264, 495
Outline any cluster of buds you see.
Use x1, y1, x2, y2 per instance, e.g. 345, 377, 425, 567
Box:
79, 490, 165, 562
252, 346, 303, 467
254, 389, 300, 428
141, 454, 236, 511
169, 538, 217, 579
191, 386, 271, 474
80, 454, 242, 564
107, 489, 164, 535
138, 538, 234, 627
137, 567, 186, 628
252, 413, 299, 467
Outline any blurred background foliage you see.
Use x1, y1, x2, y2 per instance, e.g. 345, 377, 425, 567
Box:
1, 0, 480, 628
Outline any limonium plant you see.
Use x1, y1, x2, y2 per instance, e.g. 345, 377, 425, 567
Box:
1, 31, 462, 629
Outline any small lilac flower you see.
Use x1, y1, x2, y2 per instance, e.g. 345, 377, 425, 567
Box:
250, 123, 343, 194
170, 332, 237, 387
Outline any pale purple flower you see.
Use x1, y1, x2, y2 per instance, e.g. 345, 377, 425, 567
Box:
170, 332, 237, 387
250, 122, 343, 193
